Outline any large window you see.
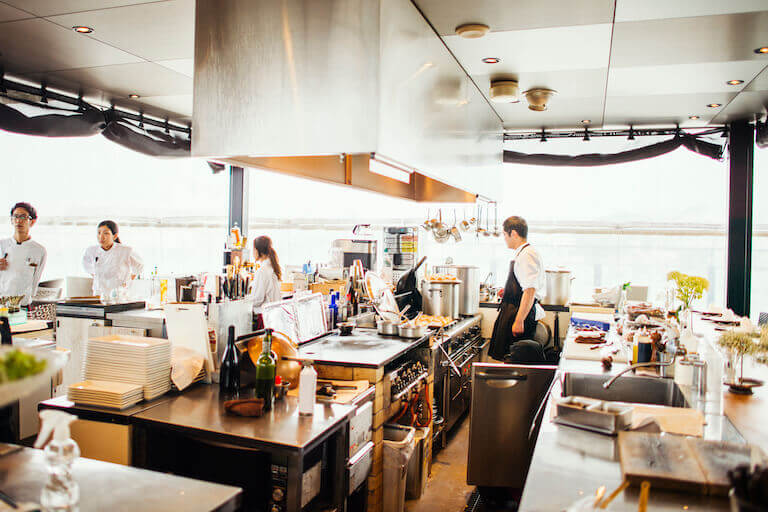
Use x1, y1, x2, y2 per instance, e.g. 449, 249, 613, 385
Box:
1, 131, 228, 279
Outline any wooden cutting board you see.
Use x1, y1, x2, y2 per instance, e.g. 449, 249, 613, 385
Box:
562, 334, 629, 363
631, 405, 704, 437
618, 432, 763, 495
10, 319, 49, 333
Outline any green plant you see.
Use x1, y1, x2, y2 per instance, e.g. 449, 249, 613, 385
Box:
666, 271, 709, 310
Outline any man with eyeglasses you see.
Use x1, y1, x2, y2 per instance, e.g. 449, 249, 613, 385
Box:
0, 202, 47, 306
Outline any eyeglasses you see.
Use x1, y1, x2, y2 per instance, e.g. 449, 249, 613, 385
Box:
10, 215, 32, 222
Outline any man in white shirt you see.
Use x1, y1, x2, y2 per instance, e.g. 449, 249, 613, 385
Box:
0, 202, 47, 306
489, 216, 545, 361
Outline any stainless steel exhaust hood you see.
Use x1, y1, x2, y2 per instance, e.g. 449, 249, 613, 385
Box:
192, 0, 501, 202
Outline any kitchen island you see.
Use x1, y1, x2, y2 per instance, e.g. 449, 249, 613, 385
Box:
519, 314, 763, 511
40, 384, 355, 512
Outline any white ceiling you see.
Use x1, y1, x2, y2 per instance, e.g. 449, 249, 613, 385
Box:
0, 0, 766, 131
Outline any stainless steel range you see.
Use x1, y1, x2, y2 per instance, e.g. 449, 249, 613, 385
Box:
432, 315, 485, 448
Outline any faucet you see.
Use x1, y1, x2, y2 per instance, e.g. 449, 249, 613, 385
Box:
602, 344, 686, 389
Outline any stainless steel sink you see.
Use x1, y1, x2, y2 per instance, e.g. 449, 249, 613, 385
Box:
561, 372, 688, 408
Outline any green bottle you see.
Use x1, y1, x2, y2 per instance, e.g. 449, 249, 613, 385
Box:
254, 328, 277, 411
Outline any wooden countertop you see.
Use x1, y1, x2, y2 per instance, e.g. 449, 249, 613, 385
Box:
0, 443, 241, 512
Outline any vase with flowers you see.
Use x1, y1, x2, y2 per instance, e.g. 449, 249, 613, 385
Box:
717, 327, 768, 394
666, 271, 709, 328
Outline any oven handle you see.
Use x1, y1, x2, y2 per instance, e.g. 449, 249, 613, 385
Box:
454, 350, 479, 369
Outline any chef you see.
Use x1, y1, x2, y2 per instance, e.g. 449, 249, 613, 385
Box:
489, 215, 545, 361
82, 220, 143, 298
0, 202, 47, 306
251, 236, 282, 328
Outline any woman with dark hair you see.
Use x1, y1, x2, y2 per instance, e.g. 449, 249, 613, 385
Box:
82, 220, 143, 299
251, 236, 282, 317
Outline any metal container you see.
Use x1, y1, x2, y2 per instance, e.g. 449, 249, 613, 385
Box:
542, 269, 574, 306
398, 324, 427, 339
422, 280, 461, 319
377, 319, 400, 336
553, 396, 633, 435
435, 265, 479, 316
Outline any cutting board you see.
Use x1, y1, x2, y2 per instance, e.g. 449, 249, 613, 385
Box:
563, 334, 628, 363
287, 379, 370, 404
10, 319, 49, 333
618, 432, 763, 495
631, 405, 704, 437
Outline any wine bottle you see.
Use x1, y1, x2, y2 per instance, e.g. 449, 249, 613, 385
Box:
219, 325, 240, 394
329, 293, 338, 330
255, 328, 277, 411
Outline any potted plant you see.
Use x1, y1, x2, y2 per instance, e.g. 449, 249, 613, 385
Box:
717, 326, 768, 395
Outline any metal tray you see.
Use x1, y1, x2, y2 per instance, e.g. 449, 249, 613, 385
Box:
554, 396, 633, 435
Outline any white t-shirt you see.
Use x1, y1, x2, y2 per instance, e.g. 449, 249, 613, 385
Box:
82, 244, 144, 296
0, 237, 47, 305
251, 260, 282, 314
513, 243, 545, 321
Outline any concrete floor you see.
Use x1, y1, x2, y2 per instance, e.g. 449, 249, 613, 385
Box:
405, 417, 475, 512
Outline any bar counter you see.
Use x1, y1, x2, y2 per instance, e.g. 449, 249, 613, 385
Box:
0, 443, 241, 512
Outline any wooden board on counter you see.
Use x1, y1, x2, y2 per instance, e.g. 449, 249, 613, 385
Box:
11, 319, 50, 333
618, 432, 762, 495
631, 405, 704, 437
562, 334, 628, 363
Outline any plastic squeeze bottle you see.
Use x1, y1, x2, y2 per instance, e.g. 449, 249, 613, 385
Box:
35, 410, 80, 511
299, 360, 317, 416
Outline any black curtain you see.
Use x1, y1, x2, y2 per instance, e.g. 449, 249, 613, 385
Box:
0, 102, 190, 158
503, 133, 723, 167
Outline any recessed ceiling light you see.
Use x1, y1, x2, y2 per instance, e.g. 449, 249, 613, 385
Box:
754, 46, 768, 54
72, 25, 93, 34
482, 57, 500, 64
706, 103, 722, 108
581, 119, 591, 124
726, 79, 744, 85
128, 94, 140, 99
455, 23, 490, 39
689, 115, 700, 120
489, 80, 519, 103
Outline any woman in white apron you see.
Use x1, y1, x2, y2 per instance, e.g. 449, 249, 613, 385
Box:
82, 220, 143, 301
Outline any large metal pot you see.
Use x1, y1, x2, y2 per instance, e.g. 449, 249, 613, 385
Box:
542, 269, 574, 306
435, 265, 479, 316
422, 280, 461, 318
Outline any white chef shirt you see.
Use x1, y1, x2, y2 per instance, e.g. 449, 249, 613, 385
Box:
251, 260, 281, 314
0, 237, 47, 306
82, 244, 144, 296
513, 243, 545, 321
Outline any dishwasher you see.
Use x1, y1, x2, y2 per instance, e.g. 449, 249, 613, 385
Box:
467, 363, 556, 489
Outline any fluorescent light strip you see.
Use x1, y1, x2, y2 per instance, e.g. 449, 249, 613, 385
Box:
368, 158, 412, 184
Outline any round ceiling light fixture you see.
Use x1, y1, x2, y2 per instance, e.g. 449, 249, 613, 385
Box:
754, 46, 768, 54
581, 119, 591, 124
72, 25, 93, 34
482, 57, 500, 64
689, 115, 700, 120
726, 79, 744, 85
489, 79, 519, 103
128, 94, 140, 99
706, 103, 722, 108
455, 23, 490, 39
523, 88, 557, 111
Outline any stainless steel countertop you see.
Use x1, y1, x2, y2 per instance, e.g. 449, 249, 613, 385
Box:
132, 384, 355, 450
107, 308, 165, 327
296, 328, 429, 368
519, 351, 740, 510
0, 443, 241, 512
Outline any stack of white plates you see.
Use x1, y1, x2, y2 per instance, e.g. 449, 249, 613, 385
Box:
83, 335, 171, 400
68, 380, 143, 410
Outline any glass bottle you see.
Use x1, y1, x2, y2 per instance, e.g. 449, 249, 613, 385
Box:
219, 325, 240, 394
255, 329, 277, 411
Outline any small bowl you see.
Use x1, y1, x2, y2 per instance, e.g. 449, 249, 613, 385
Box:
338, 322, 355, 336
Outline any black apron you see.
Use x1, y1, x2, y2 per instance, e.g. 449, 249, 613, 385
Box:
489, 244, 539, 361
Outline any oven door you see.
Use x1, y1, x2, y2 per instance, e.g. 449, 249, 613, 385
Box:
445, 345, 478, 430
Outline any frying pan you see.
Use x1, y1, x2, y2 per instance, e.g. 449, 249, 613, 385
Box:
395, 256, 427, 319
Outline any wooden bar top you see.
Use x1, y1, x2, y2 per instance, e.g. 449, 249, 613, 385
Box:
0, 443, 241, 512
